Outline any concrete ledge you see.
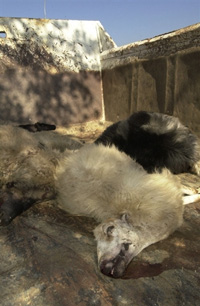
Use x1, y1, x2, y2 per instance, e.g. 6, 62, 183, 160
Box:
101, 23, 200, 68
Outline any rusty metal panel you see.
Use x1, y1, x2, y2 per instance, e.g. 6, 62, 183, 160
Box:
0, 17, 115, 125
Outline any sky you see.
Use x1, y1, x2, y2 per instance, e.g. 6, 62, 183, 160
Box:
0, 0, 200, 46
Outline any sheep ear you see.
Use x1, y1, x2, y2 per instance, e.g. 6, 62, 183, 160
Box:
106, 225, 115, 237
121, 213, 130, 223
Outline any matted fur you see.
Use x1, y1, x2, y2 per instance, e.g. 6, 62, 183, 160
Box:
56, 144, 183, 226
95, 111, 200, 174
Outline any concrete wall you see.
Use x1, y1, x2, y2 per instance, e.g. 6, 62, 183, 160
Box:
101, 24, 200, 135
0, 18, 200, 134
0, 17, 115, 125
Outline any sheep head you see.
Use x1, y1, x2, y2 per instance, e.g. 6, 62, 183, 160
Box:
94, 214, 143, 278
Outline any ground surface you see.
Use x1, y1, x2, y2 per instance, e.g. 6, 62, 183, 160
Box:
0, 122, 200, 306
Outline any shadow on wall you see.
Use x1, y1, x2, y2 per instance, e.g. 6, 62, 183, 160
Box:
0, 18, 103, 125
0, 67, 102, 125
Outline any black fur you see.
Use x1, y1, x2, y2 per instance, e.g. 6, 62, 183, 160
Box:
19, 122, 56, 132
95, 111, 199, 174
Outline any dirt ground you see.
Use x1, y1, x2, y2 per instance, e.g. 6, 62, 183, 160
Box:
0, 121, 200, 306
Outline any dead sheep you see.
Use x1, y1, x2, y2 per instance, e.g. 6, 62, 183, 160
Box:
95, 111, 200, 175
0, 124, 199, 278
56, 143, 200, 277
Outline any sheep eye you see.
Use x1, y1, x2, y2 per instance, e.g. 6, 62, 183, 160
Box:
106, 225, 115, 236
121, 213, 129, 223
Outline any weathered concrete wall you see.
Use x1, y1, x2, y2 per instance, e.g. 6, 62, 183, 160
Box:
0, 17, 115, 125
101, 23, 200, 135
1, 18, 199, 131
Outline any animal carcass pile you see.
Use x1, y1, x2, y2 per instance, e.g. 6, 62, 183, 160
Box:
0, 111, 200, 278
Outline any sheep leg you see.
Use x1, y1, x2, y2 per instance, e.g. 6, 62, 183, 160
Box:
182, 185, 200, 205
182, 194, 200, 205
181, 185, 200, 195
